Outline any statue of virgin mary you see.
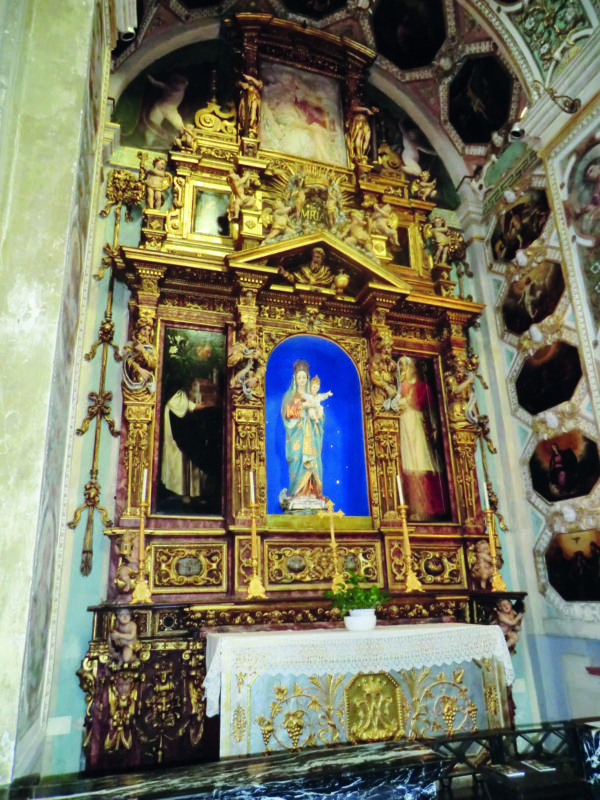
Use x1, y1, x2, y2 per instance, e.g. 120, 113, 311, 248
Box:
279, 359, 329, 512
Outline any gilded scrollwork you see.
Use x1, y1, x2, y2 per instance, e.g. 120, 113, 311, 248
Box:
400, 667, 478, 738
266, 542, 380, 585
194, 99, 237, 139
152, 544, 225, 591
99, 168, 144, 221
256, 677, 345, 751
105, 665, 141, 751
387, 541, 466, 588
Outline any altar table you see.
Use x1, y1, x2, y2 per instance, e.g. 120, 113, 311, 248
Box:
204, 624, 513, 757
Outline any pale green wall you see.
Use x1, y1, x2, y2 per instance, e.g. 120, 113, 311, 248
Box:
0, 0, 100, 783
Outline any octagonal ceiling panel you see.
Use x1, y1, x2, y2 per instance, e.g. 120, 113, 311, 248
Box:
546, 530, 600, 602
529, 432, 600, 503
491, 190, 551, 263
448, 55, 512, 145
501, 260, 565, 335
515, 342, 582, 416
280, 0, 348, 19
372, 0, 446, 71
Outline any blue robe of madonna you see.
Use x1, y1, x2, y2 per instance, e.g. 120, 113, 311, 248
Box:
281, 377, 324, 498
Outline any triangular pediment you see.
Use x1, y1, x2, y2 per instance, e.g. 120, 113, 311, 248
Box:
227, 232, 411, 299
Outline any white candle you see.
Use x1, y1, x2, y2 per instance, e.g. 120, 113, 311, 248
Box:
142, 468, 148, 502
482, 479, 489, 511
250, 471, 255, 504
396, 474, 405, 506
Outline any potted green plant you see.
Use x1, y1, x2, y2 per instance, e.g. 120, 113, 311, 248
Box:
324, 571, 390, 630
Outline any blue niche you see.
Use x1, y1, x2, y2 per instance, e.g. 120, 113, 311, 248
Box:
265, 334, 370, 516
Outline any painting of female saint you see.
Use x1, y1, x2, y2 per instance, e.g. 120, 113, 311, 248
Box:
394, 356, 450, 522
266, 335, 369, 516
529, 432, 600, 503
157, 327, 225, 515
259, 62, 347, 166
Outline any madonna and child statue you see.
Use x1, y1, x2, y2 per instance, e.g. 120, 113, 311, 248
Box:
279, 359, 333, 512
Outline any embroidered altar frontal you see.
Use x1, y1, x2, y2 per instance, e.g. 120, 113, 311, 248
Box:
204, 624, 513, 757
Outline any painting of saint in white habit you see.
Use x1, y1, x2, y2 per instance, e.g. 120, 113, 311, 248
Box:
259, 61, 347, 167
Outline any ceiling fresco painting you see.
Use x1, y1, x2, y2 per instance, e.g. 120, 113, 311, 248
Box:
501, 259, 565, 335
546, 530, 600, 602
529, 432, 600, 504
113, 41, 235, 150
495, 0, 592, 77
369, 86, 460, 209
448, 56, 512, 145
515, 342, 582, 416
491, 189, 551, 263
565, 135, 600, 329
372, 0, 446, 71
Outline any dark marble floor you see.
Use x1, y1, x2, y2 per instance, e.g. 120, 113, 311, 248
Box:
3, 741, 449, 800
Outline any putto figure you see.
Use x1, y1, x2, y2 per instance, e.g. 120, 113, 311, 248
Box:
138, 153, 173, 210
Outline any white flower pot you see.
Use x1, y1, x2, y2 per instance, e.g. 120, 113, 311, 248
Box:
343, 608, 377, 631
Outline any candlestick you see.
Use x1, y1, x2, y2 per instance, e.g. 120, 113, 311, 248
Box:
397, 502, 424, 592
246, 500, 266, 599
396, 474, 405, 506
131, 471, 153, 605
484, 508, 507, 592
250, 471, 255, 504
318, 501, 346, 592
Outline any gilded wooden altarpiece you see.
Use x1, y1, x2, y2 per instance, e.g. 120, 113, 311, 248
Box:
78, 15, 524, 770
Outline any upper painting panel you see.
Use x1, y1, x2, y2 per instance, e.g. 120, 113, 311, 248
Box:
259, 61, 348, 167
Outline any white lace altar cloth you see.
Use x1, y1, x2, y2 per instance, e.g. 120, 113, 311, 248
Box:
204, 623, 513, 718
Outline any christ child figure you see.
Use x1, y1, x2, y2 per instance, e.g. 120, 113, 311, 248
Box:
301, 375, 332, 428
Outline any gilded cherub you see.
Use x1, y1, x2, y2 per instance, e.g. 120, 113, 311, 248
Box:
342, 209, 375, 255
108, 609, 138, 666
138, 153, 173, 210
410, 170, 436, 201
174, 123, 196, 150
469, 540, 494, 590
493, 598, 524, 653
423, 216, 466, 267
227, 169, 259, 221
367, 202, 399, 247
263, 199, 296, 243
